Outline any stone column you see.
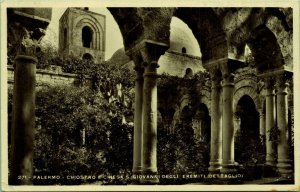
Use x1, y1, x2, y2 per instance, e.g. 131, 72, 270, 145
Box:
264, 78, 276, 166
276, 74, 292, 178
141, 60, 159, 184
139, 41, 167, 184
259, 109, 266, 140
132, 54, 144, 177
208, 70, 222, 173
8, 11, 50, 184
220, 72, 237, 173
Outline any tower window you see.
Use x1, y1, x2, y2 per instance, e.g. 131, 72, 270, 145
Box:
185, 68, 193, 78
82, 26, 93, 48
82, 53, 93, 61
63, 28, 67, 49
182, 47, 186, 54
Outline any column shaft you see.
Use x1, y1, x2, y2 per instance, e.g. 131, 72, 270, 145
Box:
265, 86, 276, 166
208, 75, 222, 173
259, 111, 266, 137
141, 62, 159, 184
132, 68, 144, 175
221, 73, 236, 173
276, 78, 292, 177
10, 56, 37, 185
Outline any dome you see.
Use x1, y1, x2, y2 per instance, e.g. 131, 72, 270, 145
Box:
109, 48, 131, 66
169, 18, 201, 57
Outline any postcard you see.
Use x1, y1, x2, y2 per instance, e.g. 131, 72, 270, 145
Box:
1, 0, 299, 191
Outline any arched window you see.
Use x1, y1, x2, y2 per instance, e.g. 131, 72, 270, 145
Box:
82, 53, 93, 61
185, 68, 193, 78
63, 28, 67, 49
82, 26, 93, 48
182, 47, 186, 54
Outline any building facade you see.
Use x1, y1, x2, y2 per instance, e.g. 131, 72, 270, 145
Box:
58, 7, 106, 63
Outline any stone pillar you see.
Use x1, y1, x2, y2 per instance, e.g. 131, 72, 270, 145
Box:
10, 56, 37, 185
141, 60, 159, 184
259, 111, 266, 136
8, 8, 51, 185
220, 72, 237, 173
208, 70, 222, 173
264, 78, 277, 166
139, 41, 167, 184
276, 74, 292, 178
132, 54, 144, 177
259, 109, 266, 139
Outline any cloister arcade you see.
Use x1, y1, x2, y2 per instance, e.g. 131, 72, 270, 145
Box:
8, 7, 293, 184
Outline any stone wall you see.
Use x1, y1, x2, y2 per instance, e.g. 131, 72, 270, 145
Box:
7, 65, 91, 87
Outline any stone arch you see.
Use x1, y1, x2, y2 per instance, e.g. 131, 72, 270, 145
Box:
74, 16, 103, 50
185, 68, 193, 77
234, 86, 259, 112
82, 53, 93, 61
200, 94, 211, 116
247, 25, 284, 73
174, 8, 228, 63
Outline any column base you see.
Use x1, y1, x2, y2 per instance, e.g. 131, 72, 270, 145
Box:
220, 161, 238, 174
208, 161, 222, 173
265, 156, 277, 167
140, 170, 159, 184
131, 167, 142, 184
277, 159, 293, 179
263, 163, 278, 178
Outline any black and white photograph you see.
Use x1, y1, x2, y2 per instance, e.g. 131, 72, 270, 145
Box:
1, 0, 299, 191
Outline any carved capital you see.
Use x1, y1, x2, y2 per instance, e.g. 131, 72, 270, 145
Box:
222, 72, 235, 87
209, 68, 222, 89
275, 73, 292, 95
9, 22, 46, 58
263, 77, 275, 96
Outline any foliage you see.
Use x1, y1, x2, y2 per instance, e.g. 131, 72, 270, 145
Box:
267, 126, 281, 143
32, 86, 133, 185
8, 41, 58, 69
235, 130, 266, 165
157, 122, 210, 184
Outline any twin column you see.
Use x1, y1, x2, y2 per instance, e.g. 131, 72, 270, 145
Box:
130, 41, 168, 184
262, 73, 292, 178
208, 65, 237, 174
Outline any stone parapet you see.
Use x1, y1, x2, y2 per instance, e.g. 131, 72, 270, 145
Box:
7, 65, 92, 87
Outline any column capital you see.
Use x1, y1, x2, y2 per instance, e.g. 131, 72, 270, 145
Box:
275, 72, 293, 95
263, 77, 275, 96
221, 72, 235, 87
139, 40, 168, 67
8, 8, 51, 59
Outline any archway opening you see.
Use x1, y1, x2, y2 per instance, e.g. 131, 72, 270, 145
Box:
235, 95, 262, 166
185, 68, 193, 78
82, 53, 93, 61
82, 26, 93, 48
236, 95, 259, 138
192, 103, 210, 142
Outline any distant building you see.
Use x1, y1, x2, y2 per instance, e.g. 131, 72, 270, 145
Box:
109, 25, 204, 77
58, 7, 106, 63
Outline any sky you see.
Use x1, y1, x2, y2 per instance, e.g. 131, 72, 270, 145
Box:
42, 8, 124, 60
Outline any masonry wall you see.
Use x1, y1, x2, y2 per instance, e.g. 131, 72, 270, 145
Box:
7, 65, 91, 87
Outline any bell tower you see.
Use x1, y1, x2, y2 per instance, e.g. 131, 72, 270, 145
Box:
59, 7, 106, 63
